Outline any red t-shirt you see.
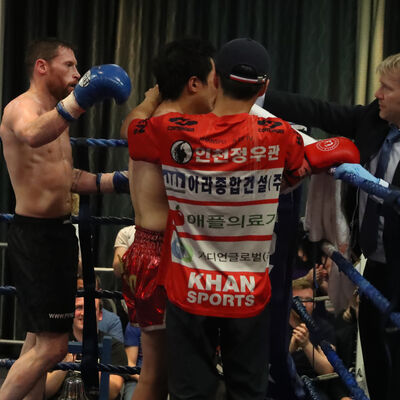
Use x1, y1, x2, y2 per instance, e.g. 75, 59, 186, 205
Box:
128, 112, 304, 318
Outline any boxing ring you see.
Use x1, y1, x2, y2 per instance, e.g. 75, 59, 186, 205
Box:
0, 137, 399, 399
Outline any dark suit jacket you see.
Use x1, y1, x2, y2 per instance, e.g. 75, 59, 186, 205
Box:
264, 90, 389, 166
264, 90, 400, 299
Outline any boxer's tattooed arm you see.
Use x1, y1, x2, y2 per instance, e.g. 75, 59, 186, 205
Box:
71, 168, 114, 194
71, 168, 83, 192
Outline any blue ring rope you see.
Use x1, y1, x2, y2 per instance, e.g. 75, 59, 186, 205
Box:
70, 138, 128, 147
0, 287, 123, 299
0, 359, 140, 374
0, 286, 16, 295
0, 137, 128, 147
0, 214, 134, 225
322, 242, 400, 329
301, 376, 322, 400
292, 298, 369, 400
337, 171, 400, 208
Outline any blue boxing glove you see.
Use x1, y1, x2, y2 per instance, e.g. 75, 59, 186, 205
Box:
113, 170, 129, 193
333, 163, 380, 184
56, 64, 131, 122
74, 65, 131, 108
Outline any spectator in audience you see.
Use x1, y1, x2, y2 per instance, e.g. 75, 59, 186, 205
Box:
294, 232, 333, 324
99, 305, 124, 344
289, 278, 336, 400
112, 225, 136, 279
45, 280, 128, 399
302, 259, 329, 294
290, 278, 334, 374
294, 225, 329, 291
122, 323, 142, 400
93, 275, 124, 344
110, 226, 137, 341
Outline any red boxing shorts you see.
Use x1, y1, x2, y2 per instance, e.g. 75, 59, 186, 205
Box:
122, 226, 166, 331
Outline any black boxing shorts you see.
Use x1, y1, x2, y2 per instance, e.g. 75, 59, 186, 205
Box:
6, 214, 79, 333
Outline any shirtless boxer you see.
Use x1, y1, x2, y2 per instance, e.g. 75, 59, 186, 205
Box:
0, 38, 130, 400
120, 38, 217, 400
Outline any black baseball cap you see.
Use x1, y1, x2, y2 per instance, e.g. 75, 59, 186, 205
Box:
215, 38, 271, 84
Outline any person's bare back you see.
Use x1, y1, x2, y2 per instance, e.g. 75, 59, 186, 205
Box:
124, 81, 216, 233
129, 159, 169, 232
122, 87, 170, 232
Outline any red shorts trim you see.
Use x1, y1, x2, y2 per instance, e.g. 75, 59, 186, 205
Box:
122, 226, 166, 330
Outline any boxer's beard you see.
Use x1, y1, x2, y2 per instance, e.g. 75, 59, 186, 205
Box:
48, 80, 71, 102
56, 86, 71, 102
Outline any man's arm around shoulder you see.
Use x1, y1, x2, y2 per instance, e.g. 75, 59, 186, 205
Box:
121, 85, 161, 139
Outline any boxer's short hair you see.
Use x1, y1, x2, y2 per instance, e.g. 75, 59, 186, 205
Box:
25, 37, 76, 78
153, 38, 216, 100
216, 38, 270, 100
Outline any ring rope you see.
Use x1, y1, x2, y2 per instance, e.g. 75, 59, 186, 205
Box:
337, 171, 400, 211
0, 214, 13, 222
0, 214, 134, 225
0, 137, 128, 147
322, 242, 400, 329
0, 287, 123, 299
76, 289, 123, 300
301, 375, 322, 400
0, 359, 140, 375
292, 297, 369, 400
70, 138, 127, 147
0, 286, 16, 295
72, 216, 135, 225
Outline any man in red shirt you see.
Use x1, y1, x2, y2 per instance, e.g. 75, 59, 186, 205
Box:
127, 38, 302, 400
127, 38, 359, 399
